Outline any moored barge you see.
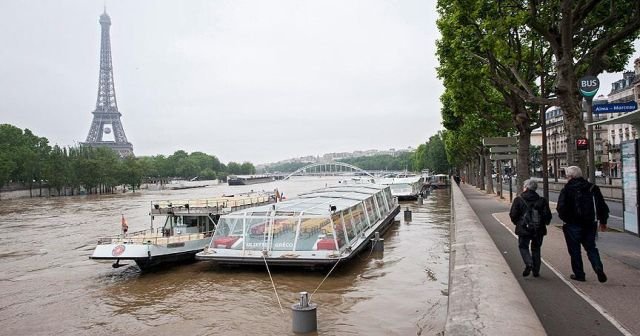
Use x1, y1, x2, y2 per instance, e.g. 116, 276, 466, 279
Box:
227, 175, 274, 185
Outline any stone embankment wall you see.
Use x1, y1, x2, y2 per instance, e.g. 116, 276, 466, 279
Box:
445, 182, 546, 335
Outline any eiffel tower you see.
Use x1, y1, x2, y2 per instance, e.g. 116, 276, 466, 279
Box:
82, 9, 134, 157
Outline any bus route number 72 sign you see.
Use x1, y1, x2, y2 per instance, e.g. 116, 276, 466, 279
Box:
576, 138, 589, 151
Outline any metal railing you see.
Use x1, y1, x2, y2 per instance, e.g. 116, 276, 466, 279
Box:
150, 195, 272, 215
97, 229, 215, 245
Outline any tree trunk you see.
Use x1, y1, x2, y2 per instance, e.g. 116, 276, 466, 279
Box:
479, 151, 486, 191
516, 131, 531, 195
485, 152, 494, 194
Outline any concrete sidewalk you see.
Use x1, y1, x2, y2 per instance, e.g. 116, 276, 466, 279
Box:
459, 183, 640, 336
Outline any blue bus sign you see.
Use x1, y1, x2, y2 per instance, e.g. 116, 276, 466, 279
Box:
578, 75, 599, 100
593, 101, 638, 114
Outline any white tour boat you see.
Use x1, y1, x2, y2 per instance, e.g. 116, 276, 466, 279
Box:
90, 192, 274, 270
426, 174, 450, 189
196, 184, 400, 267
376, 173, 425, 199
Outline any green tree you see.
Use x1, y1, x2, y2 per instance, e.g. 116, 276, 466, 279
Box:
227, 162, 241, 175
437, 0, 546, 190
120, 156, 143, 191
43, 145, 69, 195
240, 162, 256, 175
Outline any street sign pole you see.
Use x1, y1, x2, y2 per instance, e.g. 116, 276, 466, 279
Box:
579, 75, 599, 184
540, 64, 549, 201
587, 101, 596, 183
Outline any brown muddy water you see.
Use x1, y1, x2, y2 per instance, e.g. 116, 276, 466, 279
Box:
0, 177, 450, 336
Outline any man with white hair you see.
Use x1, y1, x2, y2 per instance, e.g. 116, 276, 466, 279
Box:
557, 166, 610, 282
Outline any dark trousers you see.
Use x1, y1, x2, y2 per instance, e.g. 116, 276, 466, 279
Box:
562, 224, 604, 278
518, 235, 544, 272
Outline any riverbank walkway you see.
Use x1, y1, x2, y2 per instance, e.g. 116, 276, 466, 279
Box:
458, 182, 640, 335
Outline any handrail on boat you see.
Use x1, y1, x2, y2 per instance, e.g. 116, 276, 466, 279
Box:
150, 196, 271, 214
97, 229, 215, 245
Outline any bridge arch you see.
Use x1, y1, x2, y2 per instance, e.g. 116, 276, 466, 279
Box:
284, 162, 374, 180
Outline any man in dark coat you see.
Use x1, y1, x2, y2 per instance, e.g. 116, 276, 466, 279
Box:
557, 166, 609, 282
509, 179, 552, 277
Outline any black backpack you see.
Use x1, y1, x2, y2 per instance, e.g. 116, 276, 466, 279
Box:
521, 200, 542, 234
574, 185, 596, 224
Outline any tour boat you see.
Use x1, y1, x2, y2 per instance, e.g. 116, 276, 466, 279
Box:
195, 184, 400, 267
90, 192, 274, 270
426, 174, 450, 189
376, 174, 425, 199
227, 175, 275, 185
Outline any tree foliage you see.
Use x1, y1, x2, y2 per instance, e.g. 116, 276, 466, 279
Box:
436, 0, 640, 185
338, 153, 412, 171
411, 131, 451, 174
0, 124, 256, 196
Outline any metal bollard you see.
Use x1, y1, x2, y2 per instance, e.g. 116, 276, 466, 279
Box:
404, 207, 412, 222
292, 292, 317, 333
417, 195, 423, 205
370, 231, 384, 252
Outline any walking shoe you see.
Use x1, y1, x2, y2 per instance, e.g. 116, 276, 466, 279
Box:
533, 270, 540, 277
596, 269, 608, 283
523, 265, 532, 277
570, 274, 586, 282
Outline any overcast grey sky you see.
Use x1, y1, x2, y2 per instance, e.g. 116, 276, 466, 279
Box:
0, 1, 443, 164
0, 1, 637, 164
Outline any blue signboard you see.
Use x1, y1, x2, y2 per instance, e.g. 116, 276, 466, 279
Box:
593, 101, 638, 114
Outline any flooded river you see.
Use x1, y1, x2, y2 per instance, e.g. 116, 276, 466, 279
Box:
0, 177, 450, 335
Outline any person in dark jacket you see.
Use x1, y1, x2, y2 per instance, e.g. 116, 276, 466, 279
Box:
509, 179, 552, 277
557, 166, 609, 283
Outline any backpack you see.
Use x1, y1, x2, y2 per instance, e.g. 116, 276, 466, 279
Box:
521, 200, 542, 234
574, 185, 596, 224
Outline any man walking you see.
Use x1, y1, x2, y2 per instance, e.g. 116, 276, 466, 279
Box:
510, 179, 552, 277
557, 166, 610, 282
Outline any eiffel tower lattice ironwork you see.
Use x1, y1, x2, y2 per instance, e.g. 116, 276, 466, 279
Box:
82, 9, 134, 157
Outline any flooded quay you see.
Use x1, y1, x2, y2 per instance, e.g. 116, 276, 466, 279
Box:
0, 177, 450, 336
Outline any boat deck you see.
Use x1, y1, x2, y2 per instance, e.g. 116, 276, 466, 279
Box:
98, 230, 212, 246
150, 194, 272, 215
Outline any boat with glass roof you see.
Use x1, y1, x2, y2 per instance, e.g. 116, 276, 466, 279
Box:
90, 192, 274, 270
376, 174, 425, 199
195, 184, 400, 267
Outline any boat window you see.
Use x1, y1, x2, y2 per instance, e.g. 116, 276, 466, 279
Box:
352, 204, 367, 235
376, 192, 388, 214
342, 210, 357, 242
184, 216, 199, 227
269, 218, 296, 251
245, 217, 271, 251
371, 195, 382, 220
363, 198, 375, 225
295, 217, 332, 251
332, 212, 347, 248
210, 217, 243, 249
385, 188, 393, 205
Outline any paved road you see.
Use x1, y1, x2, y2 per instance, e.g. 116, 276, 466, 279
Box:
459, 185, 624, 336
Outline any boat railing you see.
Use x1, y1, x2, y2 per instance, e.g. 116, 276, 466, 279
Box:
150, 195, 272, 215
96, 229, 215, 245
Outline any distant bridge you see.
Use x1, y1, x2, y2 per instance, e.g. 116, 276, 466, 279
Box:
284, 162, 374, 180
